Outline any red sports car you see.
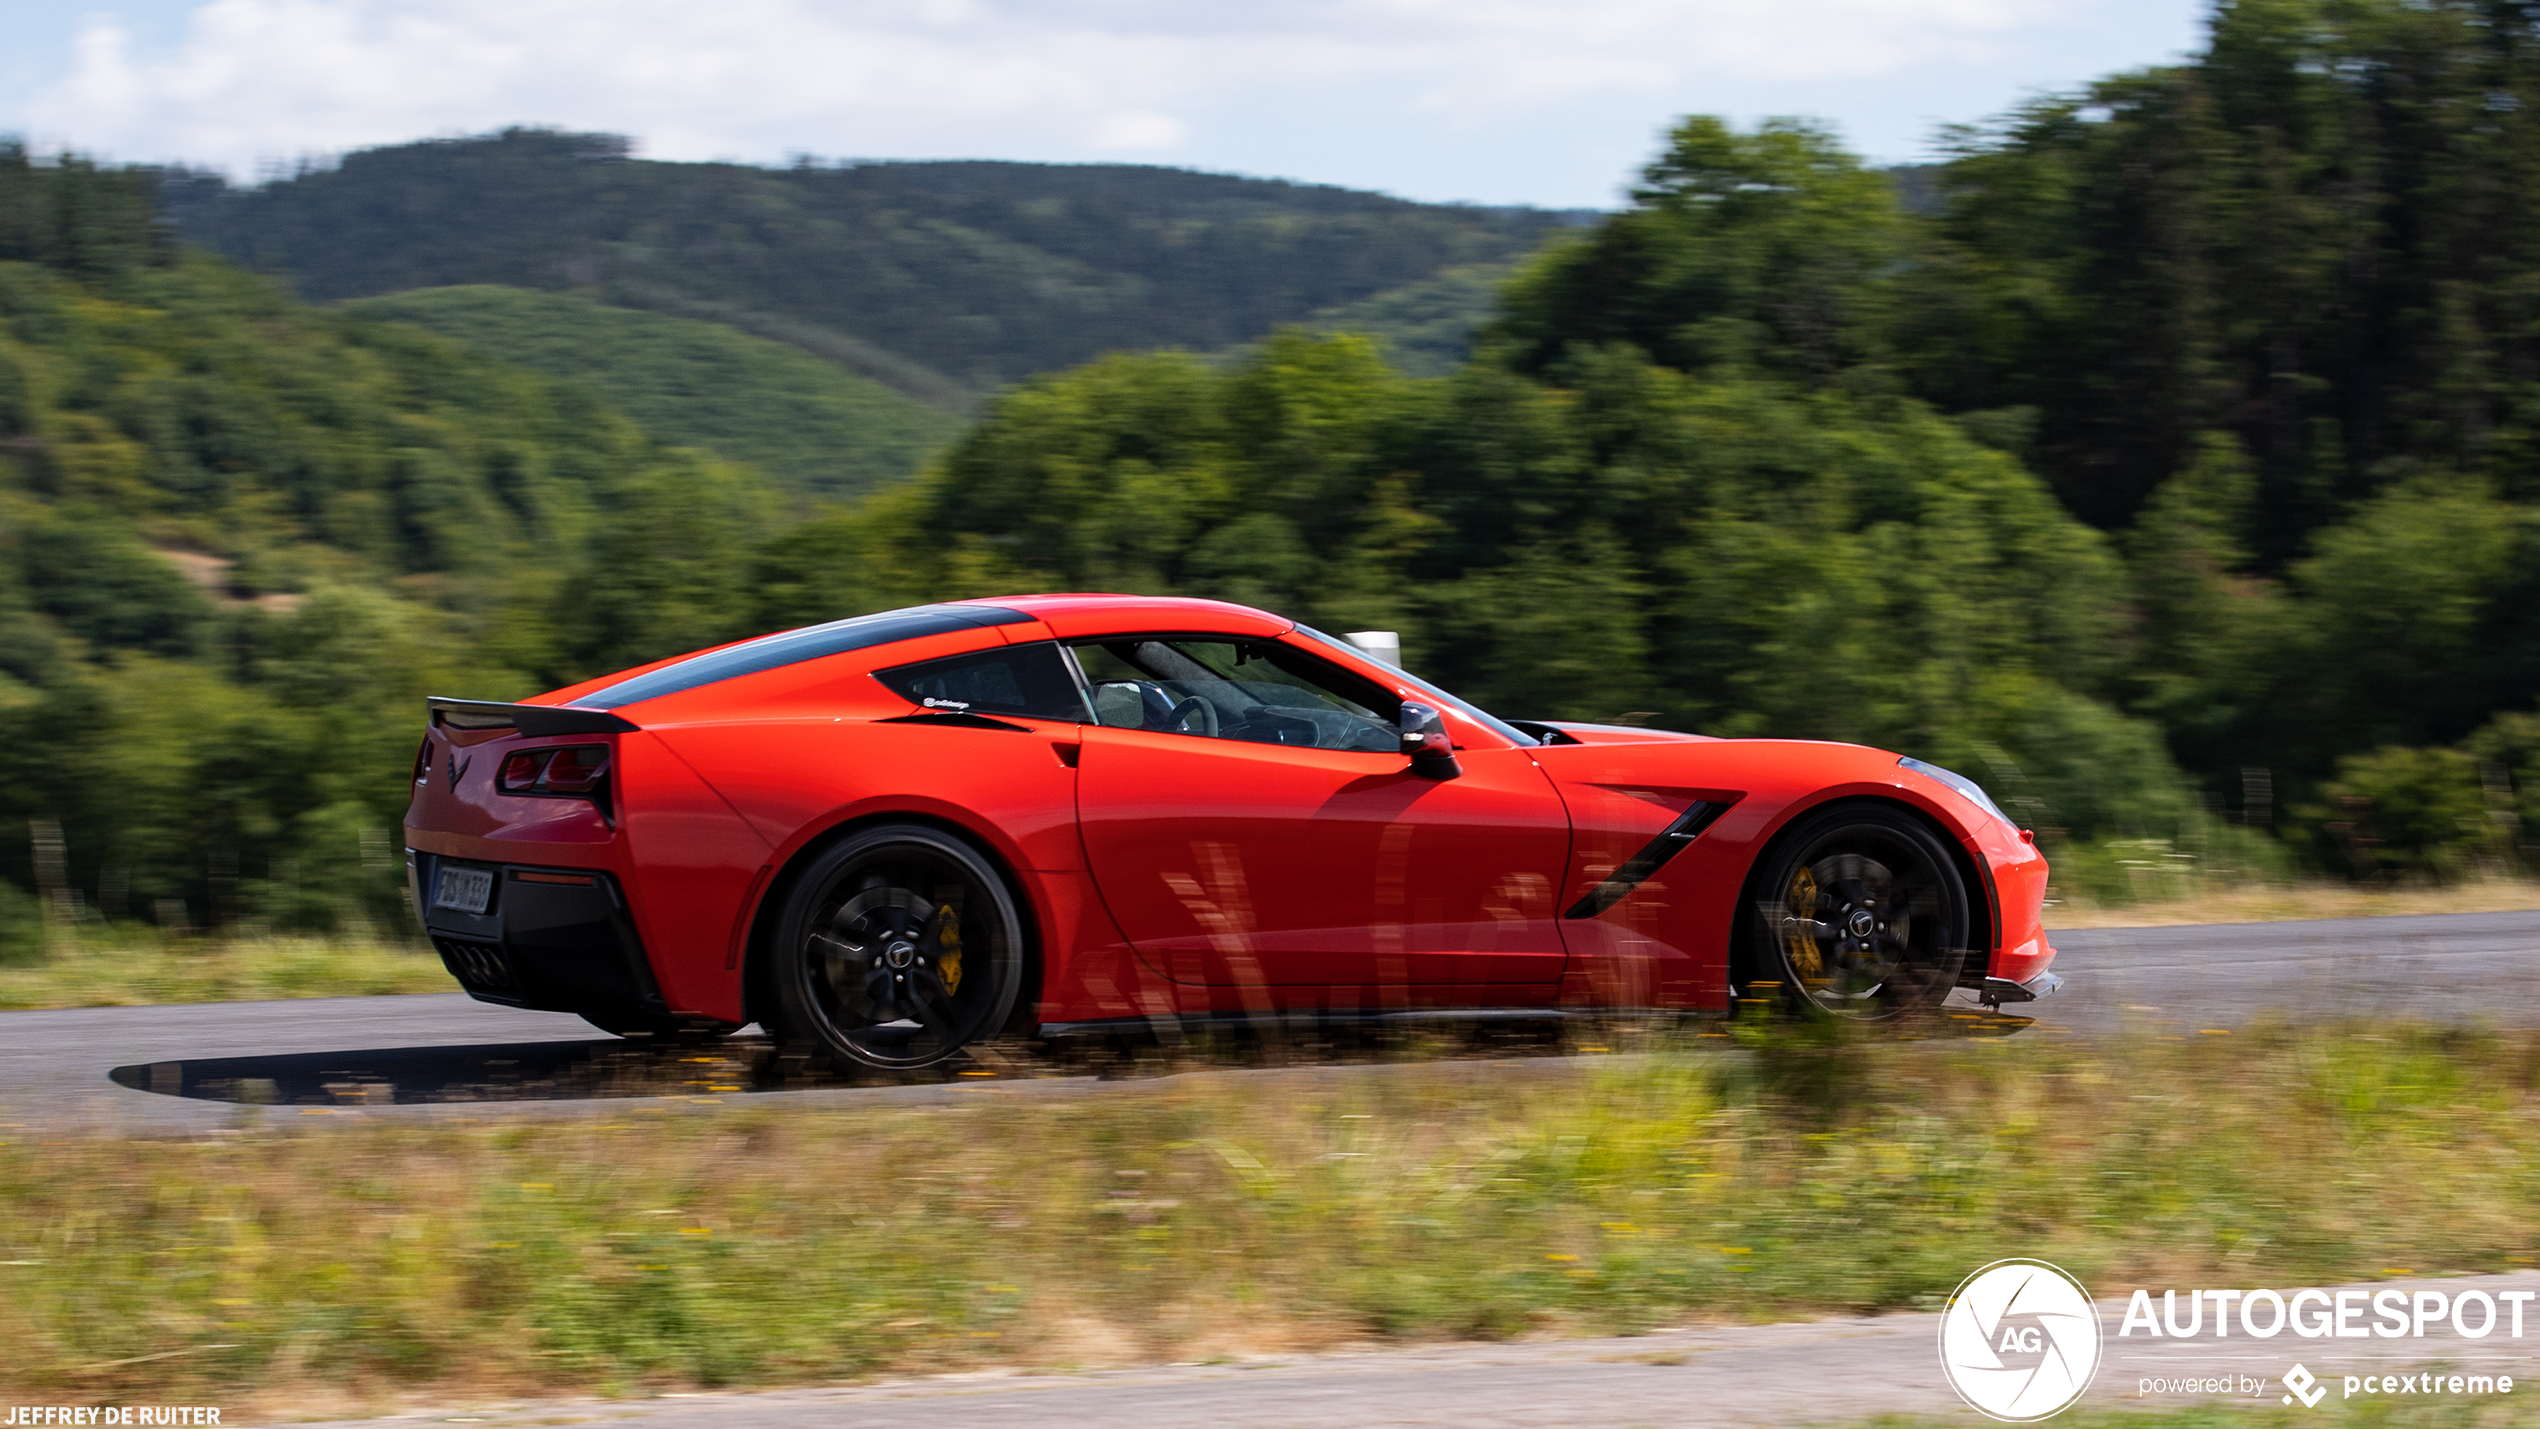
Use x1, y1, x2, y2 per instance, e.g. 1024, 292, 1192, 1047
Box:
404, 595, 2060, 1069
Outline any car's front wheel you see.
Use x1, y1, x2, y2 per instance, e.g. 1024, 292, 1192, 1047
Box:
767, 823, 1026, 1071
1747, 803, 1970, 1020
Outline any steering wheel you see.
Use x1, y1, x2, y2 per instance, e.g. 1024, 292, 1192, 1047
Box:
1166, 695, 1220, 737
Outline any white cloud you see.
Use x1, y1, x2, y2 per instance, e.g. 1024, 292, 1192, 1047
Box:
14, 0, 2196, 203
1087, 109, 1186, 150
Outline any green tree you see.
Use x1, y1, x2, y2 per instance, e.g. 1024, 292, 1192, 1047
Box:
2265, 478, 2525, 771
17, 507, 211, 657
1901, 0, 2540, 550
0, 143, 171, 287
1497, 117, 1902, 382
547, 454, 772, 682
2298, 743, 2494, 880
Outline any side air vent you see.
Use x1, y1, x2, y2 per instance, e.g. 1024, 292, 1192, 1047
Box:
1565, 799, 1736, 919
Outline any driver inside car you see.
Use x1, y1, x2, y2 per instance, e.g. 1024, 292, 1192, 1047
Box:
1070, 638, 1402, 753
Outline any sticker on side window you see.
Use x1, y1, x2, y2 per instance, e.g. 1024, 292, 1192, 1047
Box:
433, 865, 494, 915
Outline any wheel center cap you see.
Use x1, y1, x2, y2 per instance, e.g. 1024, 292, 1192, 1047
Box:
883, 939, 918, 969
1846, 909, 1877, 939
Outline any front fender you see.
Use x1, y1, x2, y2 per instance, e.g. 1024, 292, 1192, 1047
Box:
1532, 738, 2048, 1008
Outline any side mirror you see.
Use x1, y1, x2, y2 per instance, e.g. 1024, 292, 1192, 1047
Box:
1399, 702, 1462, 780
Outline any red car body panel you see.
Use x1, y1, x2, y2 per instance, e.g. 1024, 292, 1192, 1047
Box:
403, 595, 2057, 1031
1075, 733, 1572, 990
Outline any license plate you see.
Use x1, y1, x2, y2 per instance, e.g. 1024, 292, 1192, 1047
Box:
432, 866, 494, 915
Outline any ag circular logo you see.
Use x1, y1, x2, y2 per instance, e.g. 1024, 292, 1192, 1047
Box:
1939, 1259, 2104, 1422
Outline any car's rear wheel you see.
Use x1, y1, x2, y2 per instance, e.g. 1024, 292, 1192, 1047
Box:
1747, 804, 1970, 1020
767, 823, 1025, 1071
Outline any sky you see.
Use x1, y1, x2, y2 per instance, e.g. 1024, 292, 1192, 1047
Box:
2, 0, 2209, 209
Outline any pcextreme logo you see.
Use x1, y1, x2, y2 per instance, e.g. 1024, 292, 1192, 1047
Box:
2285, 1364, 2328, 1407
1939, 1259, 2105, 1422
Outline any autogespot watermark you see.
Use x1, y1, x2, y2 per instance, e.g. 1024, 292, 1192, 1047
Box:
2116, 1283, 2537, 1341
1944, 1262, 2532, 1420
2119, 1283, 2524, 1409
1940, 1259, 2105, 1422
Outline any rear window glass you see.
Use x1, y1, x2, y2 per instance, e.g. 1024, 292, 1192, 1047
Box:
572, 605, 1031, 711
876, 642, 1089, 722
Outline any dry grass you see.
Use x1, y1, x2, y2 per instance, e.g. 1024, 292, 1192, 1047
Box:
0, 929, 455, 1010
7, 1022, 2540, 1415
2047, 875, 2540, 930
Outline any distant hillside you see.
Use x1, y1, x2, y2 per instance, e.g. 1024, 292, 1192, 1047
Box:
165, 130, 1593, 404
1289, 262, 1528, 378
346, 286, 963, 501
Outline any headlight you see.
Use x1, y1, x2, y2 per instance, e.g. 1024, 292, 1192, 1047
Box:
1898, 756, 2016, 830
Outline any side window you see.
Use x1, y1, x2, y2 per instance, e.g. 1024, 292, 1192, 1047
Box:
1071, 638, 1400, 753
875, 642, 1090, 722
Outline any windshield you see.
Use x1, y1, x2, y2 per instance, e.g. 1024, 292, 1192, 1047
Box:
1290, 624, 1542, 748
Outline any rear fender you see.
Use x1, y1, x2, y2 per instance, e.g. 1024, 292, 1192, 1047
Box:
737, 803, 1058, 1037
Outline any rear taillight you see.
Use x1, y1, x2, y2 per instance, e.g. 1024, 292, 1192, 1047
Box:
500, 751, 543, 789
498, 744, 612, 796
541, 747, 610, 794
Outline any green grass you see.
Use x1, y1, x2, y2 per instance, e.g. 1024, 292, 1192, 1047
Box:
347, 285, 966, 502
0, 927, 455, 1009
9, 1022, 2540, 1411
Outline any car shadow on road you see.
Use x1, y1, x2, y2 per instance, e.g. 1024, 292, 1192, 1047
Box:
105, 1008, 2034, 1111
98, 1018, 1571, 1107
109, 1036, 783, 1108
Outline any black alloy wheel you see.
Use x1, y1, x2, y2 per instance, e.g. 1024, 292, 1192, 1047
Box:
768, 823, 1025, 1071
1747, 804, 1970, 1020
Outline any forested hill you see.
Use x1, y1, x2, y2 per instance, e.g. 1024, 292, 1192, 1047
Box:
340, 286, 966, 503
166, 132, 1588, 402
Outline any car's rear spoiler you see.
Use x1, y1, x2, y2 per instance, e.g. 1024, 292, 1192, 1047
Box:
427, 697, 640, 737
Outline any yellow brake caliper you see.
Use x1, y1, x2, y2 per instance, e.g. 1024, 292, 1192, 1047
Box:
1784, 865, 1824, 985
932, 904, 963, 995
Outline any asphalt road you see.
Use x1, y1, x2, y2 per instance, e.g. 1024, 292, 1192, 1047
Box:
3, 908, 2536, 1134
2039, 908, 2540, 1033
